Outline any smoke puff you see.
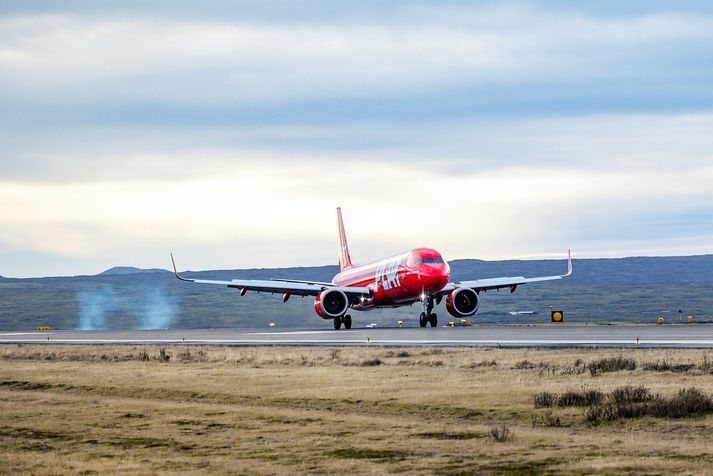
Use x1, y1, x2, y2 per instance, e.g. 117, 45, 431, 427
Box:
141, 288, 177, 329
77, 288, 116, 330
76, 286, 177, 330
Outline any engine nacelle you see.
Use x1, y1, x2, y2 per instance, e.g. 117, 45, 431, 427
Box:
314, 289, 349, 319
445, 287, 480, 318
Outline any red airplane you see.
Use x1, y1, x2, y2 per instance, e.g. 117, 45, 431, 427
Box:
171, 208, 572, 329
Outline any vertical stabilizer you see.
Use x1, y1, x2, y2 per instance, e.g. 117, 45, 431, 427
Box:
336, 207, 353, 271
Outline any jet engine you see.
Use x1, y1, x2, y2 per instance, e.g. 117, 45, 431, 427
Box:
314, 289, 349, 319
445, 287, 480, 317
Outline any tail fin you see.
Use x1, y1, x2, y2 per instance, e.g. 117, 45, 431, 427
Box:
336, 207, 353, 271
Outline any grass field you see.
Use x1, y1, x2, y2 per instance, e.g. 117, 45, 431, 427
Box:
2, 345, 713, 474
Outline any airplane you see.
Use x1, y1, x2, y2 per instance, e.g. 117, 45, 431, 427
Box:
171, 207, 572, 330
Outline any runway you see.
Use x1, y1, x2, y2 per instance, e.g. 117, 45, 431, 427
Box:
3, 324, 713, 348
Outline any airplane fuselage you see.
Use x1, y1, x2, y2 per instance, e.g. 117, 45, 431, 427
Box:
331, 247, 450, 310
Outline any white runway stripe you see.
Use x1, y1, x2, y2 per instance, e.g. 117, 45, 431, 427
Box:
250, 331, 339, 335
2, 325, 713, 347
0, 332, 48, 336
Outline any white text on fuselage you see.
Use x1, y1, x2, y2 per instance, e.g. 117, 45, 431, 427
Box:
375, 258, 402, 291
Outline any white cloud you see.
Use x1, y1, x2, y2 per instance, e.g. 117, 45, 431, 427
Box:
3, 113, 713, 180
2, 155, 712, 276
1, 3, 713, 276
1, 7, 711, 103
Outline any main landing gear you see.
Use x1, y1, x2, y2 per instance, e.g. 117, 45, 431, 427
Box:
419, 296, 438, 327
333, 315, 352, 330
419, 312, 438, 327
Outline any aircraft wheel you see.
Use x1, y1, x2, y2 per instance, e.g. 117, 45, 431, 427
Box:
333, 316, 342, 330
343, 315, 352, 330
419, 312, 428, 327
429, 313, 438, 327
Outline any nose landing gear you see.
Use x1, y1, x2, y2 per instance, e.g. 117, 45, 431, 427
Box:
419, 296, 438, 327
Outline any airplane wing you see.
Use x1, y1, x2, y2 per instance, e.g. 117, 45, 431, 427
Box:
439, 250, 572, 294
170, 254, 371, 298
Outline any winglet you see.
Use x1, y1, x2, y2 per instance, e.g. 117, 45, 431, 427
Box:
170, 253, 194, 282
564, 249, 573, 277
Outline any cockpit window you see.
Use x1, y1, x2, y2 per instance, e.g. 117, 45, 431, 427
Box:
422, 257, 444, 264
409, 256, 444, 265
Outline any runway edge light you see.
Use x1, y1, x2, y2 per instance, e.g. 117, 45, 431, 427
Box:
551, 310, 564, 323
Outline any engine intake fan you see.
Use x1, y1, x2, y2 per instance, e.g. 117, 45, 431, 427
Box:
445, 287, 479, 318
314, 289, 349, 319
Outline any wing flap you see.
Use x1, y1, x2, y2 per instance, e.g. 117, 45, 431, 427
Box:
184, 277, 370, 297
270, 278, 335, 286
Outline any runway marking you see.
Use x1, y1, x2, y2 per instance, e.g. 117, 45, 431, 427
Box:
0, 332, 48, 336
250, 331, 339, 335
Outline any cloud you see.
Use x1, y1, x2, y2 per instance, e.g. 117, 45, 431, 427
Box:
1, 5, 712, 112
2, 114, 713, 181
1, 2, 713, 276
2, 155, 712, 276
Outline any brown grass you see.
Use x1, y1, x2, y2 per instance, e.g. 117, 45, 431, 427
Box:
585, 387, 713, 423
2, 345, 713, 474
587, 356, 637, 375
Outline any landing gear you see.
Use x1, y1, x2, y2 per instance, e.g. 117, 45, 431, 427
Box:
420, 295, 437, 328
333, 315, 351, 330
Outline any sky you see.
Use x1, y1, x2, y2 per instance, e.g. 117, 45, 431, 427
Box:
1, 1, 713, 277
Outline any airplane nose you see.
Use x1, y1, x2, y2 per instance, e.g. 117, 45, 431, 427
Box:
420, 267, 450, 292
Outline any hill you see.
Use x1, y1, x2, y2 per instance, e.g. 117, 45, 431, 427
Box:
1, 255, 712, 330
98, 267, 169, 276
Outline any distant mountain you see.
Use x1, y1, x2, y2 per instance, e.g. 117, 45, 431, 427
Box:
98, 267, 169, 276
1, 255, 712, 330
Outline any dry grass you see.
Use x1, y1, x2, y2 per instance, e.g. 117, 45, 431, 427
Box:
584, 387, 713, 423
587, 356, 637, 375
2, 345, 713, 474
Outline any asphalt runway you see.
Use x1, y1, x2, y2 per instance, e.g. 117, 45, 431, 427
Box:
2, 324, 713, 347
